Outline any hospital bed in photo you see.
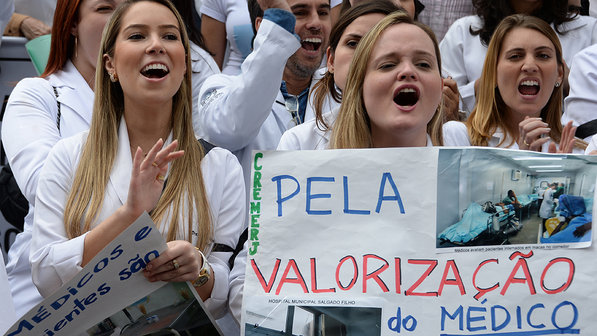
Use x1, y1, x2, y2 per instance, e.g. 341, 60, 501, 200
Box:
541, 195, 593, 244
516, 194, 539, 219
438, 202, 520, 247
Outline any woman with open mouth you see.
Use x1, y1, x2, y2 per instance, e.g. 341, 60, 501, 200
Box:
30, 0, 245, 317
328, 10, 444, 149
443, 14, 585, 153
277, 0, 403, 150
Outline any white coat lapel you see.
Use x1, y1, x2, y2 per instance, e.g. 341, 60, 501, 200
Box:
51, 62, 94, 120
272, 90, 296, 130
108, 119, 133, 205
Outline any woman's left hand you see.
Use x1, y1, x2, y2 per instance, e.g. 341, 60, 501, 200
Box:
518, 116, 550, 151
548, 121, 576, 154
442, 77, 461, 122
143, 240, 202, 283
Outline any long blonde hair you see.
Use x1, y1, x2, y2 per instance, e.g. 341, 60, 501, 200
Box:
330, 11, 444, 148
467, 14, 585, 150
63, 0, 213, 251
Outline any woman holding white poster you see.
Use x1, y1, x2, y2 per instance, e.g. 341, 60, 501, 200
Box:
329, 10, 445, 148
29, 0, 245, 318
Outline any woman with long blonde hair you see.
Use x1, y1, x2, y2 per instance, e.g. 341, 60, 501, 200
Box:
443, 14, 583, 153
330, 11, 444, 148
30, 0, 245, 314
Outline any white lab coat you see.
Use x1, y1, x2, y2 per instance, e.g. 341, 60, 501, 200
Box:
563, 43, 597, 142
198, 17, 310, 185
30, 120, 245, 318
1, 61, 93, 317
277, 108, 440, 150
540, 187, 556, 219
442, 120, 586, 153
190, 41, 220, 137
440, 14, 597, 114
277, 107, 337, 150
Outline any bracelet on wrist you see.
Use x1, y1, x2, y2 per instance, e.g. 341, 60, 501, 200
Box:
192, 247, 211, 287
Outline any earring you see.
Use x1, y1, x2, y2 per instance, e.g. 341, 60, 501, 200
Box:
555, 82, 561, 88
74, 36, 78, 59
109, 72, 118, 82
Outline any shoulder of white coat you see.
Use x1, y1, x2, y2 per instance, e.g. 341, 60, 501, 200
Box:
442, 121, 471, 147
278, 120, 315, 150
190, 42, 220, 75
560, 13, 597, 32
51, 131, 89, 158
444, 15, 482, 37
573, 42, 597, 64
41, 131, 89, 179
10, 76, 54, 99
201, 146, 241, 175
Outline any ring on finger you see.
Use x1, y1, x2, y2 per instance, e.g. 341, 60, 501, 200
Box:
152, 161, 159, 167
172, 259, 180, 270
523, 139, 530, 146
156, 174, 165, 181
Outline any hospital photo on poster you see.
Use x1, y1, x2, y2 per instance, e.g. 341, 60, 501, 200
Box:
436, 149, 596, 251
244, 300, 382, 336
86, 281, 222, 336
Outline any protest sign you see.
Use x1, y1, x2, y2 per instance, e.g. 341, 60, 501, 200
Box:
5, 212, 222, 336
242, 147, 597, 335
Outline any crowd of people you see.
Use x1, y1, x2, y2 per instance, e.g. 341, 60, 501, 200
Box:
1, 0, 597, 334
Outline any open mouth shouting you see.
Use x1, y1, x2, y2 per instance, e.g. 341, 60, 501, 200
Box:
301, 37, 322, 53
518, 79, 540, 96
393, 86, 420, 109
141, 63, 170, 79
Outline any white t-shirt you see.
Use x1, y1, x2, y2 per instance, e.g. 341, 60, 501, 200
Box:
201, 0, 254, 75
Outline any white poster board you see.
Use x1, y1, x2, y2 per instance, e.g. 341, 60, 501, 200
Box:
242, 147, 596, 335
4, 213, 222, 336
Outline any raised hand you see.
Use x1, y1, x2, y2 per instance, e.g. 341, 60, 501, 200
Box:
442, 77, 461, 122
548, 121, 576, 154
124, 139, 184, 218
518, 116, 550, 151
